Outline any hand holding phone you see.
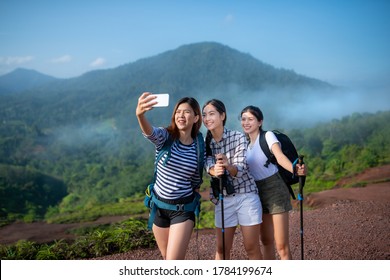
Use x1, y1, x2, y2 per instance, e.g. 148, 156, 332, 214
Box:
151, 93, 169, 107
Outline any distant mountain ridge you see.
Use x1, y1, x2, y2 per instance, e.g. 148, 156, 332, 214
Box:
117, 42, 333, 90
0, 42, 333, 95
0, 68, 59, 94
0, 41, 337, 132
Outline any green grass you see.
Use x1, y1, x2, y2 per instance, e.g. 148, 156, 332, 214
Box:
45, 197, 146, 224
0, 218, 155, 260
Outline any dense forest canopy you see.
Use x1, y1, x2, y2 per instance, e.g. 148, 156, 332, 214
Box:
0, 42, 389, 224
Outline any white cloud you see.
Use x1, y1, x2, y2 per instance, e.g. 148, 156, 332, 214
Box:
51, 55, 72, 63
90, 57, 106, 68
224, 14, 234, 24
0, 56, 34, 65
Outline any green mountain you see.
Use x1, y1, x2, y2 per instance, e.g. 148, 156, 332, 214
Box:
0, 42, 335, 128
2, 42, 388, 223
0, 164, 67, 222
0, 68, 59, 94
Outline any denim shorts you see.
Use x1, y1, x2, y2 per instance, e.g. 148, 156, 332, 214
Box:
255, 172, 292, 214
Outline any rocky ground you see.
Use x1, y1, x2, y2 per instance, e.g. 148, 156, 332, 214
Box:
96, 183, 390, 260
1, 165, 389, 260
98, 165, 390, 260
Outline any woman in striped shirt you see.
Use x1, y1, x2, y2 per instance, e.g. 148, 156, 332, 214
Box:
202, 99, 263, 260
136, 92, 204, 260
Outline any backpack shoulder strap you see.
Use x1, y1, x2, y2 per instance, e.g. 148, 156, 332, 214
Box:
196, 132, 205, 180
153, 136, 174, 182
259, 130, 276, 167
158, 136, 173, 163
259, 130, 270, 158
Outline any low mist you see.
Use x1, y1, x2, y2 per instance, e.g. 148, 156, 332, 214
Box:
197, 84, 390, 132
50, 84, 389, 149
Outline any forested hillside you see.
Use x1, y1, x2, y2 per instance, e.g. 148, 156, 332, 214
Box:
0, 42, 388, 225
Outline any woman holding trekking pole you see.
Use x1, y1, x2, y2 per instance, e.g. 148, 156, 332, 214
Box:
202, 99, 263, 260
136, 92, 205, 260
240, 105, 306, 260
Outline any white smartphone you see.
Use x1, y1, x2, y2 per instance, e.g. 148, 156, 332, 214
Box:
152, 93, 169, 107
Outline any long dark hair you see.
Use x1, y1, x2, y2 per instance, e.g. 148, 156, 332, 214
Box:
167, 97, 202, 139
202, 99, 227, 156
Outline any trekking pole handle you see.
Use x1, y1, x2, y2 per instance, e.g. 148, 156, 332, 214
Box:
298, 155, 306, 192
298, 155, 304, 165
298, 155, 305, 177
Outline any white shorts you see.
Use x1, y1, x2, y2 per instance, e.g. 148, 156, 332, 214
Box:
215, 192, 262, 228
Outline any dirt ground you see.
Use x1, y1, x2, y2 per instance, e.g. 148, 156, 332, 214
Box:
1, 165, 389, 260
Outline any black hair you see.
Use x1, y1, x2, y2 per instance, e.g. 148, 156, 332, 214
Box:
202, 99, 227, 156
241, 105, 264, 129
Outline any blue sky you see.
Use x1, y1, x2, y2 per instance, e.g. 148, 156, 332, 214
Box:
1, 0, 389, 88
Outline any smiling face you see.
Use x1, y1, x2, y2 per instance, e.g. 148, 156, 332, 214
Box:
241, 111, 262, 135
175, 102, 199, 132
202, 103, 225, 132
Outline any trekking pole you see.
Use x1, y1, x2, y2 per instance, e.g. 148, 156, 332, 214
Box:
298, 155, 306, 260
219, 176, 226, 260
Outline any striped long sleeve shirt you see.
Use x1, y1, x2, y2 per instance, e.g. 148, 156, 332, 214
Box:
145, 127, 205, 200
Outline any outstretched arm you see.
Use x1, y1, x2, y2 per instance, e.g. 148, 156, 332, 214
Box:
136, 92, 157, 136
